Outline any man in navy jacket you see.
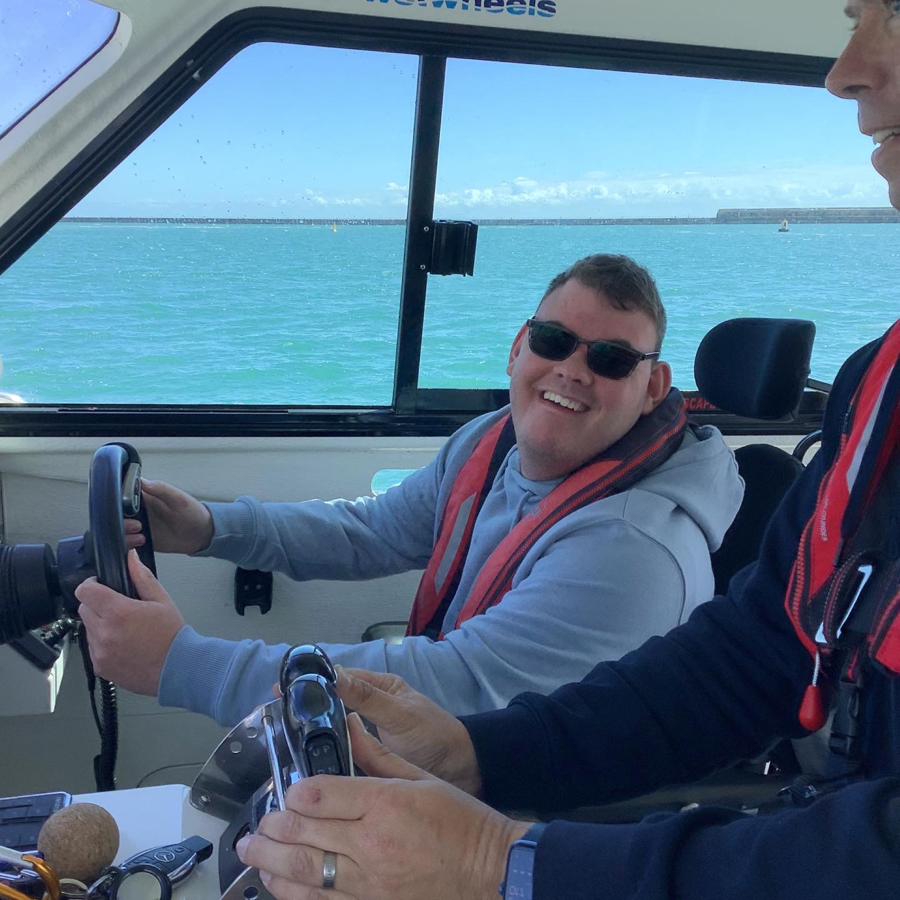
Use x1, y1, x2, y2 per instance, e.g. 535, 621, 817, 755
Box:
234, 2, 900, 897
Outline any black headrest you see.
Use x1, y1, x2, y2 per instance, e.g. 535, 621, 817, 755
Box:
694, 318, 815, 419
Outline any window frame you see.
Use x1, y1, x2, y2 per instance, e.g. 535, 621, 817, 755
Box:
0, 7, 835, 437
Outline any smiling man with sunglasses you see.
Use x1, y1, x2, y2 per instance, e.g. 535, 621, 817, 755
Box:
508, 257, 671, 484
76, 253, 743, 729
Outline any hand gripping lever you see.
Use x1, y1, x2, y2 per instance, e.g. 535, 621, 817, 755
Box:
188, 645, 354, 900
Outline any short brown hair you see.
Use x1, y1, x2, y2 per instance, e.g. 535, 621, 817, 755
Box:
539, 254, 667, 351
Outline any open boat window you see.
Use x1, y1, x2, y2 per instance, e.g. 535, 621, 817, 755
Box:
1, 0, 120, 137
1, 43, 417, 406
0, 13, 866, 432
420, 57, 892, 391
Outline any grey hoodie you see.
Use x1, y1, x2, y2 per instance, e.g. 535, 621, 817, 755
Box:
158, 407, 743, 726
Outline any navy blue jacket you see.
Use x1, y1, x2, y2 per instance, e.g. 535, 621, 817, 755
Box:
463, 332, 900, 899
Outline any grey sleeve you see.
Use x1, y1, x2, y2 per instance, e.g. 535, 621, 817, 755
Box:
195, 461, 441, 581
191, 411, 504, 582
159, 521, 687, 724
319, 521, 687, 715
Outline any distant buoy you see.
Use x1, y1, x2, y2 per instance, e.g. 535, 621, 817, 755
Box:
778, 218, 789, 232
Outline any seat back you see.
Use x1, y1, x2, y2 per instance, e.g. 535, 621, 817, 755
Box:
711, 445, 802, 595
694, 318, 815, 594
694, 317, 815, 419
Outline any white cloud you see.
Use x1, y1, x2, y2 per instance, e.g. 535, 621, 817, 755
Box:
431, 162, 886, 216
300, 190, 365, 207
78, 160, 887, 219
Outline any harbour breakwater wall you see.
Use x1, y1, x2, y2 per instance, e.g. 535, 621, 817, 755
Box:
715, 207, 900, 224
63, 208, 900, 226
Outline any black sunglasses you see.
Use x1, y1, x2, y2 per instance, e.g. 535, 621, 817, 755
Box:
525, 319, 660, 380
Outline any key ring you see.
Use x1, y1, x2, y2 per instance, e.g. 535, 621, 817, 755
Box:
85, 866, 171, 900
0, 848, 60, 900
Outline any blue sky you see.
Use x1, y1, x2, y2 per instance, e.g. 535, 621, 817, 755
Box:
6, 1, 887, 218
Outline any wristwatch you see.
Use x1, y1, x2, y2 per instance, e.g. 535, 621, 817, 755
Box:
499, 822, 546, 900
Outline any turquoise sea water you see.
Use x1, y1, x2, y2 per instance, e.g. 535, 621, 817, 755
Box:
1, 222, 898, 405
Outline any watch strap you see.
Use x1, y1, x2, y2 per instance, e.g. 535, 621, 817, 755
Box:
499, 822, 547, 899
522, 822, 547, 844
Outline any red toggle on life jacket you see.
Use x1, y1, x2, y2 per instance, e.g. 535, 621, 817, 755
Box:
406, 389, 688, 640
785, 320, 900, 741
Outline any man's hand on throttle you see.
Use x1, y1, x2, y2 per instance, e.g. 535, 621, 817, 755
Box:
75, 550, 185, 696
237, 716, 529, 900
336, 667, 482, 796
124, 479, 214, 555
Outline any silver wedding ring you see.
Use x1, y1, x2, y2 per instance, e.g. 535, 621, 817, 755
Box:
322, 851, 337, 890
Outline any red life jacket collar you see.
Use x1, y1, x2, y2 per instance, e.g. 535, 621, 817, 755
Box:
407, 389, 688, 640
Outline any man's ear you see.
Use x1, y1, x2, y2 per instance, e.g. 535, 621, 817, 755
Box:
507, 323, 529, 376
641, 361, 673, 415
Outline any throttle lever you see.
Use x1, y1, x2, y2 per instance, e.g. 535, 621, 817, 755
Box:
279, 646, 353, 780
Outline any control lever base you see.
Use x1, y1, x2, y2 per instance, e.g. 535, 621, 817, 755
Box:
189, 700, 289, 823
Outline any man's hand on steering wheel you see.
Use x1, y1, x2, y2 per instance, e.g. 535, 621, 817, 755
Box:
76, 550, 185, 696
124, 479, 214, 555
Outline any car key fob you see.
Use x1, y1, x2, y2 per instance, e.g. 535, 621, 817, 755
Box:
120, 835, 213, 885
